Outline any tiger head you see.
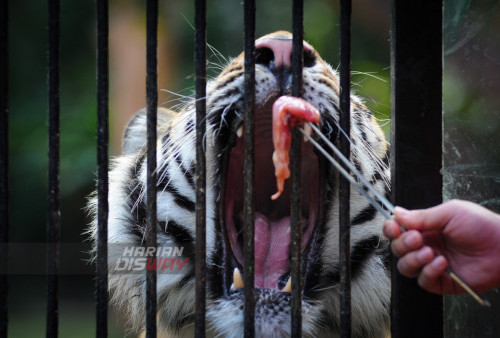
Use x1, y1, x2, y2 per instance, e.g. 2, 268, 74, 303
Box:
88, 31, 391, 337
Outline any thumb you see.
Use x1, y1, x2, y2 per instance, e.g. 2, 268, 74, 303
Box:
393, 204, 453, 232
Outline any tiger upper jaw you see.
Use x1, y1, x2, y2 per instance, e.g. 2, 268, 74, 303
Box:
221, 98, 323, 292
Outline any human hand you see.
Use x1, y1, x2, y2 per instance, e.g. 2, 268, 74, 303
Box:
383, 200, 500, 294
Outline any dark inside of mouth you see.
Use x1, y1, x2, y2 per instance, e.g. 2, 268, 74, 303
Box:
223, 103, 320, 290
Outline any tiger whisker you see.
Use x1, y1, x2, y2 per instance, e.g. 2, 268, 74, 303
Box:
351, 70, 388, 83
206, 42, 229, 65
180, 12, 228, 66
206, 60, 227, 72
180, 321, 195, 332
160, 88, 193, 100
213, 329, 226, 338
322, 111, 391, 188
309, 284, 338, 293
324, 99, 391, 187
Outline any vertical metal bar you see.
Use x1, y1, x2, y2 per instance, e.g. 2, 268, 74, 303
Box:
291, 1, 303, 336
390, 1, 443, 337
96, 0, 109, 336
243, 0, 256, 337
47, 0, 60, 336
146, 0, 158, 337
338, 0, 352, 336
194, 0, 207, 336
0, 0, 8, 335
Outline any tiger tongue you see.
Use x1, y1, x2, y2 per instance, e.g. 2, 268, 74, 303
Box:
254, 212, 290, 289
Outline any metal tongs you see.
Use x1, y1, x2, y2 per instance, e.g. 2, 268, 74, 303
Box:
300, 122, 490, 307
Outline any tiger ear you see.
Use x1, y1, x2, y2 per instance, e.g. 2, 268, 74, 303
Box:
122, 107, 175, 155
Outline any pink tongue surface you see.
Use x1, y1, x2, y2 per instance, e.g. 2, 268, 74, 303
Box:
254, 212, 290, 289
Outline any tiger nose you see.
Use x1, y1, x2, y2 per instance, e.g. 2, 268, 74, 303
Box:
255, 38, 313, 70
255, 39, 294, 68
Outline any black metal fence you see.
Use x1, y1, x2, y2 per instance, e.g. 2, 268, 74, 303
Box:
390, 2, 443, 336
0, 0, 443, 337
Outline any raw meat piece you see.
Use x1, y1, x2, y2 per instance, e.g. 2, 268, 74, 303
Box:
271, 96, 320, 200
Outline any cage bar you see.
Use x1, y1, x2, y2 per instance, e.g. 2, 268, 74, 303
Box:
242, 0, 256, 337
96, 0, 109, 336
0, 0, 8, 335
338, 0, 352, 336
390, 1, 443, 337
194, 0, 207, 336
290, 0, 304, 336
46, 0, 60, 336
145, 0, 158, 337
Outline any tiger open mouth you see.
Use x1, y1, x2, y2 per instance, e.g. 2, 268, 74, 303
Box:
220, 97, 325, 293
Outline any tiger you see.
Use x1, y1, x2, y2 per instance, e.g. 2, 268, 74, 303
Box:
88, 31, 391, 337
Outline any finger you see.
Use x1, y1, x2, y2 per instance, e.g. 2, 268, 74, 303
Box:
417, 256, 448, 292
383, 220, 402, 240
390, 230, 424, 257
392, 203, 455, 231
396, 246, 434, 278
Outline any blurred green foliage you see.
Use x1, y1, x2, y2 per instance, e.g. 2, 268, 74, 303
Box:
9, 0, 97, 242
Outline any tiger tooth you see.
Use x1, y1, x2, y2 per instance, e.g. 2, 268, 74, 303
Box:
281, 277, 292, 293
237, 126, 243, 138
233, 267, 244, 289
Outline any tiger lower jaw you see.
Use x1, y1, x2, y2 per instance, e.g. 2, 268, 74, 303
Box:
206, 289, 323, 338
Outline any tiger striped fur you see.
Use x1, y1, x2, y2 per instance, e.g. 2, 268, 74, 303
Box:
88, 31, 391, 337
